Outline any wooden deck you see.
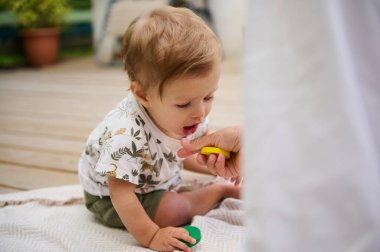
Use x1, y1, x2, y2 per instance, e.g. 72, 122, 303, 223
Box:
0, 56, 242, 194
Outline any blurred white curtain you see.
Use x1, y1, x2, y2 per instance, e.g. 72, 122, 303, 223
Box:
243, 1, 380, 251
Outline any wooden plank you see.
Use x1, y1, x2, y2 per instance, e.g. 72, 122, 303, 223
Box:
0, 186, 22, 194
0, 107, 103, 123
0, 114, 93, 140
0, 71, 126, 90
0, 146, 79, 173
0, 107, 99, 129
0, 89, 124, 116
0, 83, 126, 98
0, 163, 79, 192
0, 131, 84, 155
0, 120, 91, 141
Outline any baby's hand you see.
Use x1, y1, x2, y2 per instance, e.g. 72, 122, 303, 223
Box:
149, 226, 195, 252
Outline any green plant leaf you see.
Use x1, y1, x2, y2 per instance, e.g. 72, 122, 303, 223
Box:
10, 0, 71, 29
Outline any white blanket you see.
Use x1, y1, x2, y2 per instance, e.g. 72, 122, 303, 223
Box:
0, 185, 245, 252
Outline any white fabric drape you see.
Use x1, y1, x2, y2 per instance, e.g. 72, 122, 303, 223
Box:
243, 1, 380, 251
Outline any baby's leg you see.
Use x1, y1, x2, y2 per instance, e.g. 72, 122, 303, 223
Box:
154, 183, 240, 227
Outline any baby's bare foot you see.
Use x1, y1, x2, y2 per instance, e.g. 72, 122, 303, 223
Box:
216, 183, 241, 199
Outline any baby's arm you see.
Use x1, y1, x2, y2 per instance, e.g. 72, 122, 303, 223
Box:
108, 176, 194, 251
108, 176, 158, 246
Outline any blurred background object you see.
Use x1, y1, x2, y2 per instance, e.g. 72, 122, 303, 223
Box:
8, 0, 70, 67
243, 1, 380, 251
0, 0, 246, 68
92, 0, 246, 65
0, 0, 92, 68
92, 0, 166, 65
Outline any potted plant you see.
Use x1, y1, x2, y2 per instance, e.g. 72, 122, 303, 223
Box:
8, 0, 70, 66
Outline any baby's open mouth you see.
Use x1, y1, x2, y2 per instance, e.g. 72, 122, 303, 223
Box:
183, 124, 198, 135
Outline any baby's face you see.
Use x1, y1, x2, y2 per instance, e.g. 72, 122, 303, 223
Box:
144, 61, 221, 140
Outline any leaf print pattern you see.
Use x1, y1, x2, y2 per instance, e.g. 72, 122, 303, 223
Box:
131, 141, 144, 158
144, 131, 152, 142
154, 158, 163, 176
103, 140, 113, 154
137, 174, 160, 189
111, 141, 144, 161
163, 152, 177, 163
137, 115, 145, 126
131, 128, 142, 141
111, 147, 129, 161
104, 124, 166, 187
134, 130, 141, 140
114, 100, 132, 118
85, 145, 97, 157
98, 127, 111, 146
140, 158, 163, 177
115, 128, 126, 135
80, 92, 190, 197
108, 163, 118, 177
140, 161, 155, 174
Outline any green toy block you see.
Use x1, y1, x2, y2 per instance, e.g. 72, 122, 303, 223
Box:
182, 225, 202, 247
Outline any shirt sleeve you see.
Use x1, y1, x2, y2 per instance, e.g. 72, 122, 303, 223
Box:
94, 134, 144, 186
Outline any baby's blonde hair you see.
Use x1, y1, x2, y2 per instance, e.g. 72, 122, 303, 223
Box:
123, 6, 222, 96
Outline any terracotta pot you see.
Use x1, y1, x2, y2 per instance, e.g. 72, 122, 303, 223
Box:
20, 27, 60, 67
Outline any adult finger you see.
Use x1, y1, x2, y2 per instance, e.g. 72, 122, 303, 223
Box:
214, 153, 227, 178
206, 154, 219, 175
233, 176, 243, 186
198, 153, 216, 175
225, 160, 239, 178
196, 153, 207, 166
177, 134, 219, 158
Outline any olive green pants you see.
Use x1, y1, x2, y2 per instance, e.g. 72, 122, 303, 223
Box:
84, 190, 165, 229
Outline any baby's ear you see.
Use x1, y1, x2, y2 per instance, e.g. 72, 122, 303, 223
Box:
130, 81, 150, 107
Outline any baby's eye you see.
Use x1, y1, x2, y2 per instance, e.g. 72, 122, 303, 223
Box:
176, 102, 191, 108
204, 96, 214, 102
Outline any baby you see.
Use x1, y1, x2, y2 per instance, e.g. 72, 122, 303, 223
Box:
78, 6, 240, 252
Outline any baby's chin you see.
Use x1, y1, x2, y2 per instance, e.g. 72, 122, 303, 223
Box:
163, 129, 185, 140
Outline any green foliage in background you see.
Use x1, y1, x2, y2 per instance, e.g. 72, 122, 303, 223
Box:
0, 0, 93, 68
68, 0, 91, 10
5, 0, 71, 29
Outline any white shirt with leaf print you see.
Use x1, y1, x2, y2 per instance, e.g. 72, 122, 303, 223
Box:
78, 91, 208, 197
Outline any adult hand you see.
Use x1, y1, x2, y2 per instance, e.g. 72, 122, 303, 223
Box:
149, 227, 195, 252
177, 126, 242, 179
